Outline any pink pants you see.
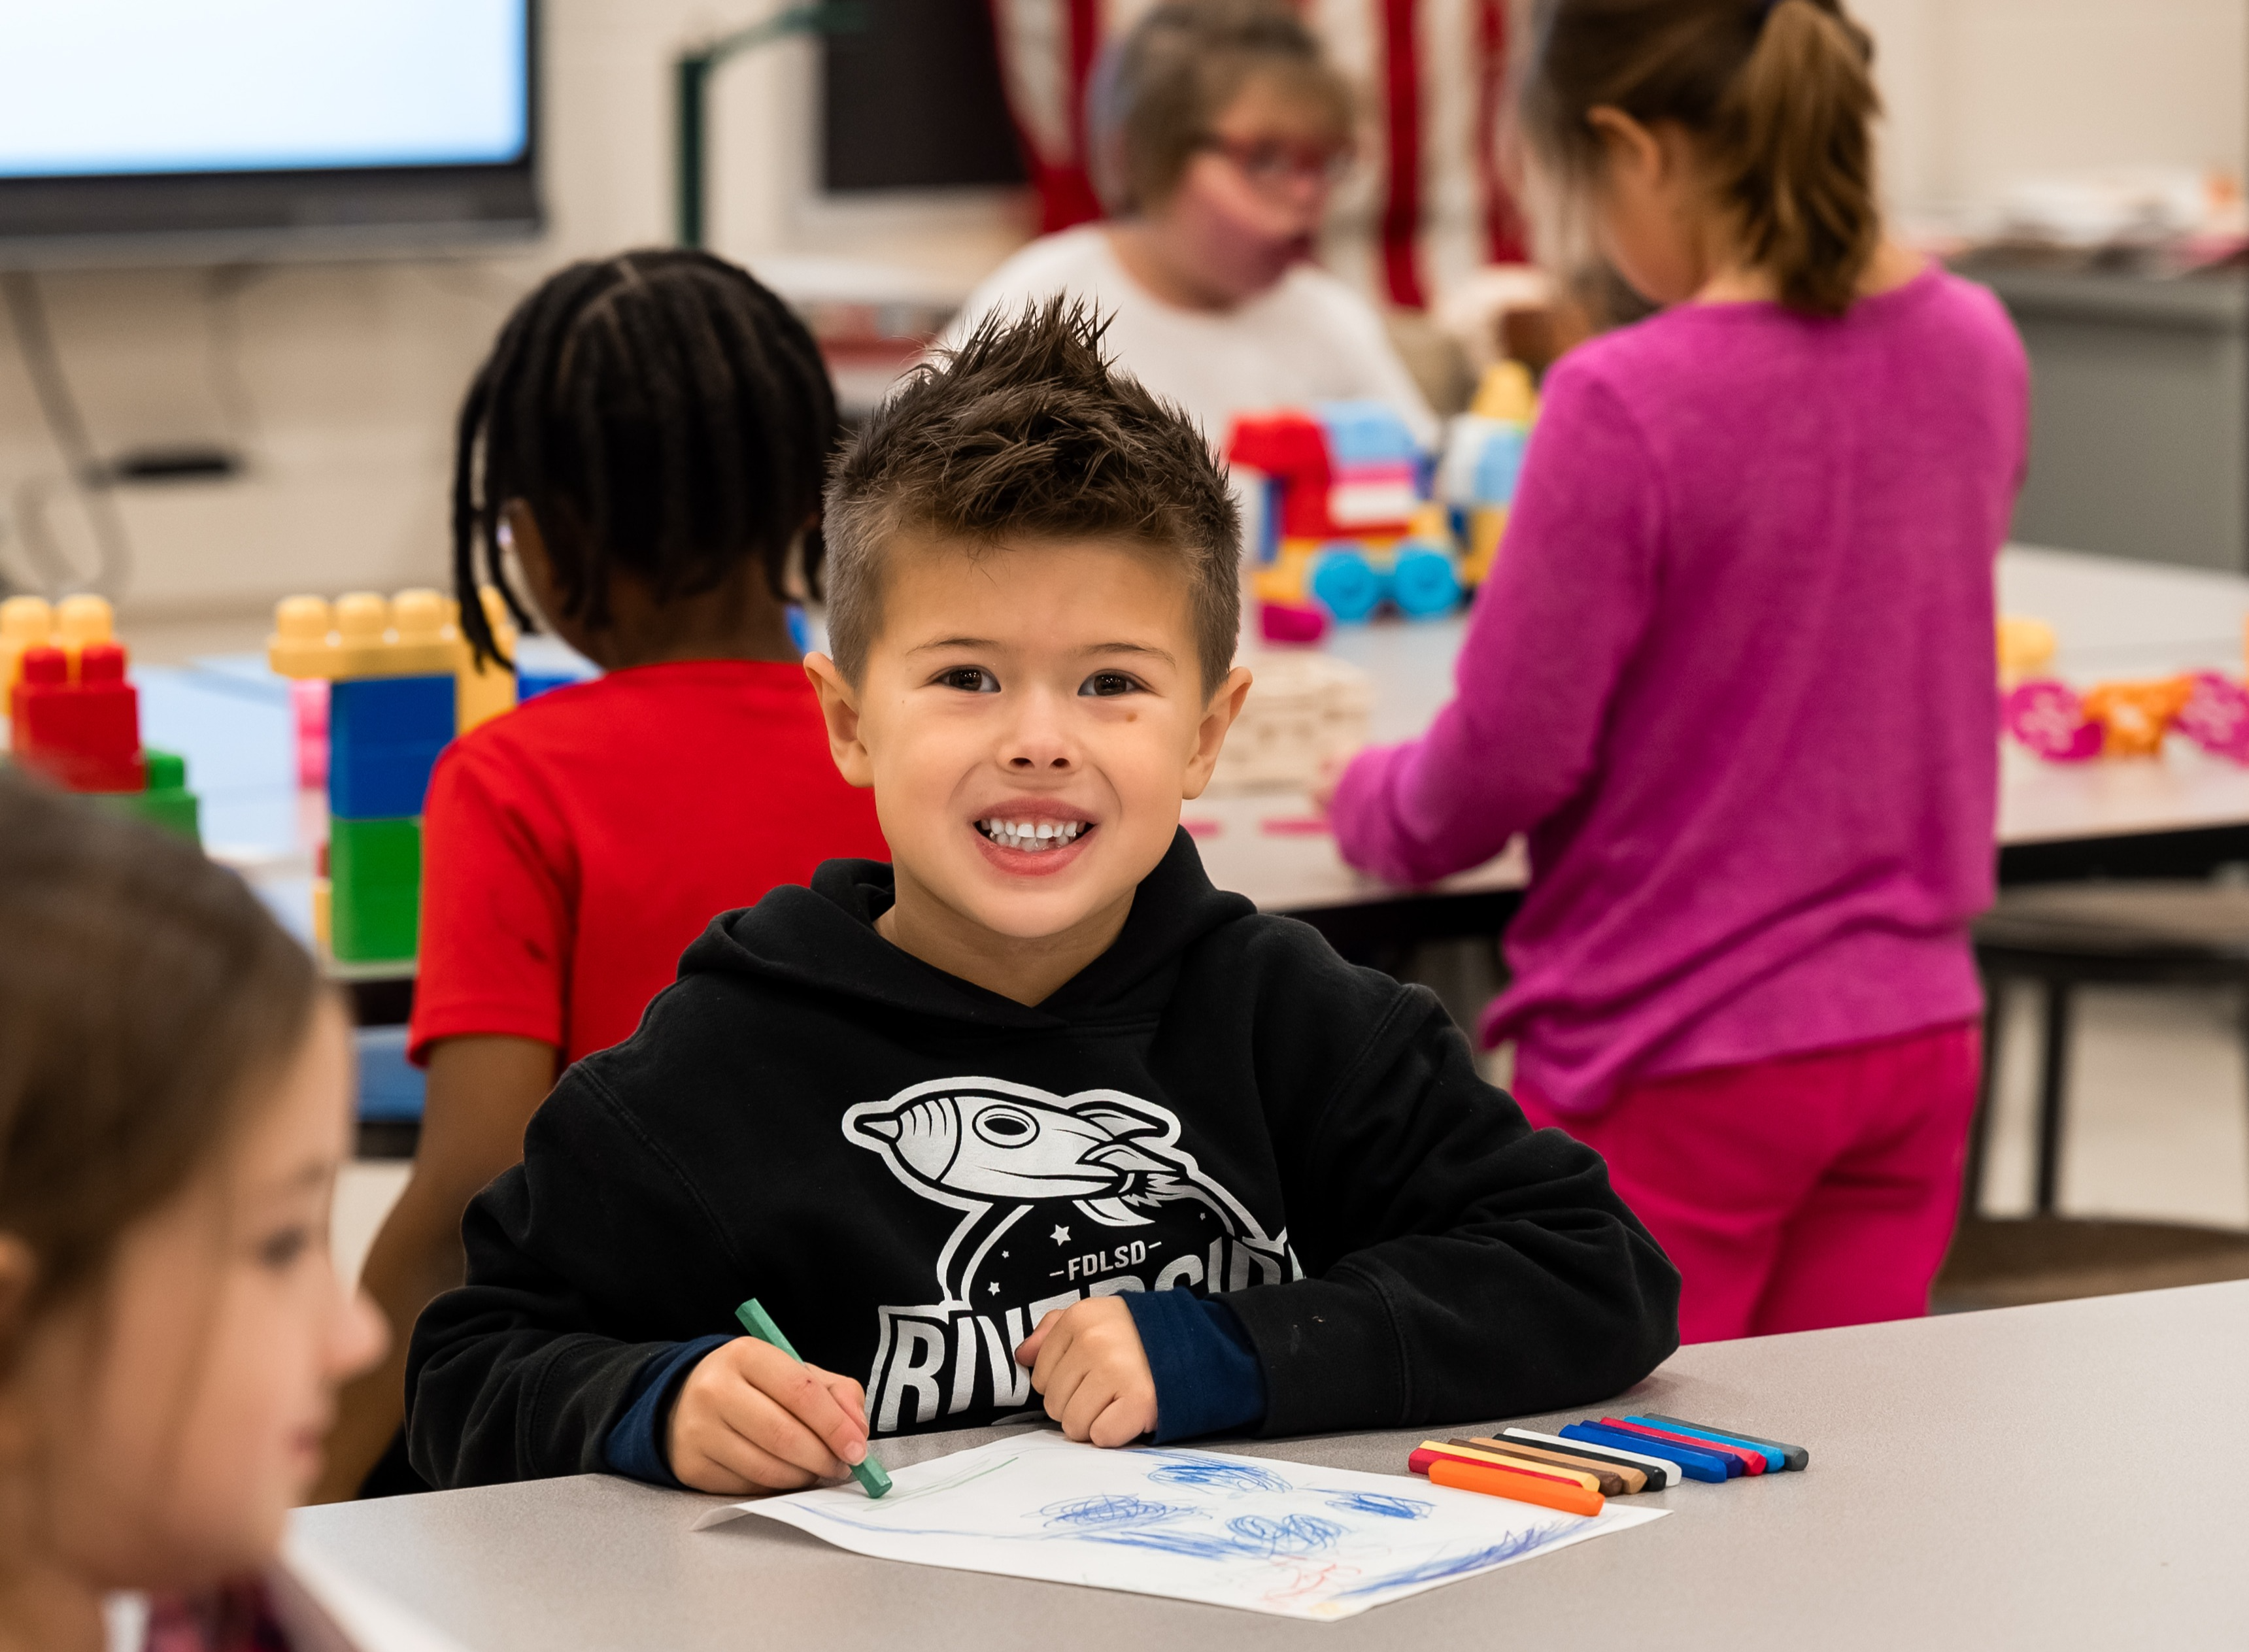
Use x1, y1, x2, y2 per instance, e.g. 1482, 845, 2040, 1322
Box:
1517, 1022, 1980, 1344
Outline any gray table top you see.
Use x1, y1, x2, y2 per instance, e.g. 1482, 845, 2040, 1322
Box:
294, 1280, 2249, 1652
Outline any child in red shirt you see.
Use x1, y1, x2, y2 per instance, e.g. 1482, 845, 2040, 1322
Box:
319, 250, 885, 1498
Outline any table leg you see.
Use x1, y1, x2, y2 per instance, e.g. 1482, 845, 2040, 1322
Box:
2035, 978, 2074, 1216
1963, 980, 2003, 1221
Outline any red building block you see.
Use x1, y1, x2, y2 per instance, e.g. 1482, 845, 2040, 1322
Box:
1226, 412, 1337, 539
13, 641, 144, 793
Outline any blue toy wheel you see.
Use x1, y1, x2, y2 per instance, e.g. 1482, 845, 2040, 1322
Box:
1391, 545, 1463, 618
1308, 547, 1382, 622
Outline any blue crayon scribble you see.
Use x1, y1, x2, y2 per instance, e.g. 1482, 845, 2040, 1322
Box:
1074, 1526, 1269, 1561
1055, 1509, 1346, 1562
1040, 1494, 1190, 1530
1143, 1454, 1293, 1496
1226, 1514, 1345, 1555
1334, 1522, 1575, 1597
1317, 1490, 1432, 1521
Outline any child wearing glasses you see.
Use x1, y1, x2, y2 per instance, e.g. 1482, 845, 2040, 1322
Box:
943, 0, 1436, 452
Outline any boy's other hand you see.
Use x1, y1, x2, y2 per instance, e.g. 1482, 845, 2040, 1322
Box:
1015, 1297, 1157, 1447
667, 1338, 870, 1494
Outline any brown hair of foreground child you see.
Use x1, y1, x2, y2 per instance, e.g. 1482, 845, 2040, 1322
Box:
0, 772, 384, 1652
823, 296, 1241, 696
1517, 0, 1882, 316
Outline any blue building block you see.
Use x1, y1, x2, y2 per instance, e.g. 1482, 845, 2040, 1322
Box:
516, 671, 575, 701
353, 1025, 426, 1122
1256, 477, 1284, 565
1472, 425, 1529, 504
1391, 544, 1463, 618
1309, 546, 1383, 622
329, 673, 454, 818
1315, 399, 1421, 465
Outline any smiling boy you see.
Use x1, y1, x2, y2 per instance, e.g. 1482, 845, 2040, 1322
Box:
406, 302, 1678, 1494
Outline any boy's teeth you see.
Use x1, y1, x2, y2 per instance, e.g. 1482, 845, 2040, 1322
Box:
979, 818, 1085, 851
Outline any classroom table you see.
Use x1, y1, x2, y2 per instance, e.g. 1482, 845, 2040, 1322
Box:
1192, 542, 2249, 949
289, 1279, 2249, 1652
137, 543, 2249, 987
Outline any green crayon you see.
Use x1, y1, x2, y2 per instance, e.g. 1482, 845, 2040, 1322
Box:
734, 1298, 891, 1498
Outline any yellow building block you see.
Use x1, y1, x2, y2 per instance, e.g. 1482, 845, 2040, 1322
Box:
268, 588, 461, 679
1253, 545, 1315, 606
454, 587, 519, 735
1996, 616, 2057, 685
1, 595, 52, 692
1463, 506, 1509, 586
1470, 360, 1539, 424
56, 594, 113, 662
5, 594, 123, 698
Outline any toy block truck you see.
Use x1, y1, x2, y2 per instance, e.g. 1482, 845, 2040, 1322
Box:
1228, 400, 1464, 626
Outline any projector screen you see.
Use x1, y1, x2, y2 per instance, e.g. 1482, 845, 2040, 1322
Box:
0, 0, 537, 260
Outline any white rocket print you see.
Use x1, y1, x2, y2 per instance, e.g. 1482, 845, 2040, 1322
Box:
844, 1078, 1279, 1306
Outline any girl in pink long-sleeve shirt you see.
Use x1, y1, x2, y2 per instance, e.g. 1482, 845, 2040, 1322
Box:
1327, 0, 2025, 1343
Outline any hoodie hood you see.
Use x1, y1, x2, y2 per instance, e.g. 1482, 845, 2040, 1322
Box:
680, 826, 1256, 1030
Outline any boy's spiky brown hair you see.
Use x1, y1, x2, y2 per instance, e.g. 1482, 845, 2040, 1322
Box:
823, 299, 1240, 694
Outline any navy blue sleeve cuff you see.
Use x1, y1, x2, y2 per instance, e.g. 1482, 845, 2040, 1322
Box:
1123, 1289, 1268, 1444
602, 1334, 732, 1487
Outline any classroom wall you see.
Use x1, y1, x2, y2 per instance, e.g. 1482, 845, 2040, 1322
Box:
1855, 0, 2248, 227
0, 0, 1028, 639
0, 0, 2237, 635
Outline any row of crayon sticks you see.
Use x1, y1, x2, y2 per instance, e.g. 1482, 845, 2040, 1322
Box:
1408, 1413, 1810, 1519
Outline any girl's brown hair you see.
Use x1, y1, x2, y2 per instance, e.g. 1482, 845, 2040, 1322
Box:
1519, 0, 1882, 316
0, 772, 321, 1366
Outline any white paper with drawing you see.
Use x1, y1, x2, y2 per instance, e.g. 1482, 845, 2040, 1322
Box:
694, 1435, 1664, 1621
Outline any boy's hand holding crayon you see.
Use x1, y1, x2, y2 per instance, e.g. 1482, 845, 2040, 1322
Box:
1015, 1296, 1158, 1447
667, 1338, 871, 1494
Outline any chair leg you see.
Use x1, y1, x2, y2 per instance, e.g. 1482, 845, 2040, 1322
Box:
2035, 979, 2074, 1217
1962, 979, 2003, 1222
2237, 987, 2249, 1230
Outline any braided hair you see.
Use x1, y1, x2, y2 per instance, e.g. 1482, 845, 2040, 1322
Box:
450, 248, 836, 666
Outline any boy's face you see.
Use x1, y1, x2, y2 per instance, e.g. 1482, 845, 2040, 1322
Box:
807, 535, 1249, 969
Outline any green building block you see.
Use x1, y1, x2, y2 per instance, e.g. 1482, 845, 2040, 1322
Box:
88, 749, 201, 843
330, 815, 421, 962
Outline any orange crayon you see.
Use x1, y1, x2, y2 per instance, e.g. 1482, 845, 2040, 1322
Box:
1429, 1455, 1605, 1519
1413, 1440, 1606, 1495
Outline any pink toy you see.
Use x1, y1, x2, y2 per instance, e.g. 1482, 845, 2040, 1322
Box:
1259, 600, 1330, 646
290, 676, 330, 790
2173, 671, 2249, 762
2003, 679, 2103, 762
1181, 817, 1221, 839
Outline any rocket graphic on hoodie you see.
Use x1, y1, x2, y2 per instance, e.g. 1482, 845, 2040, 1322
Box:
844, 1077, 1298, 1432
405, 833, 1680, 1488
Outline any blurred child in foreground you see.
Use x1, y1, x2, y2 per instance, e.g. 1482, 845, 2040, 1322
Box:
0, 773, 385, 1651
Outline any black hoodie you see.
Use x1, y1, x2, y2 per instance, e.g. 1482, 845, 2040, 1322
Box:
407, 832, 1680, 1488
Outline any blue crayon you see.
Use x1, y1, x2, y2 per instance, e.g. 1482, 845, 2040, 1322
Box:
1625, 1416, 1785, 1472
1636, 1414, 1809, 1472
1561, 1422, 1733, 1483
